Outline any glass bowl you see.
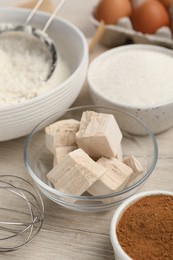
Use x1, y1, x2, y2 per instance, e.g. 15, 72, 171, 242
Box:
24, 105, 158, 212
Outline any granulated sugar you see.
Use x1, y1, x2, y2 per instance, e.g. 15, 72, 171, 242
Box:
90, 49, 173, 106
0, 31, 70, 106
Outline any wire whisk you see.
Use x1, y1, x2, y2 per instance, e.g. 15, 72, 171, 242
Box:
0, 175, 44, 252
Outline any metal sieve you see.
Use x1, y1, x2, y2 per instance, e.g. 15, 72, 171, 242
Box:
0, 0, 66, 80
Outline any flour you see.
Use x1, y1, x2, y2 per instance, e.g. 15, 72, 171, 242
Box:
0, 31, 71, 106
90, 49, 173, 107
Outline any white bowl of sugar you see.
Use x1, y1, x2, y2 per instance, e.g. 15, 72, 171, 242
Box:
87, 44, 173, 135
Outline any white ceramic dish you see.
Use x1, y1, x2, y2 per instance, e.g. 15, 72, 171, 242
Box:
110, 190, 173, 260
0, 7, 88, 141
88, 44, 173, 134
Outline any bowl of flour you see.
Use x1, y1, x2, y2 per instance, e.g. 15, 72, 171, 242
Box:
0, 29, 70, 106
88, 44, 173, 134
0, 7, 88, 141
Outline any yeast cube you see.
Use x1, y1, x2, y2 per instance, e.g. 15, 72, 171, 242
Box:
123, 155, 143, 181
76, 111, 122, 158
53, 146, 77, 166
87, 156, 133, 196
45, 119, 80, 153
47, 148, 106, 196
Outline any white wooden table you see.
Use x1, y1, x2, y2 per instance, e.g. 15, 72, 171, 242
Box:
0, 1, 173, 259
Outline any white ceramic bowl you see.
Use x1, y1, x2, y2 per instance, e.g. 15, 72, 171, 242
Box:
0, 7, 88, 141
110, 190, 173, 260
88, 44, 173, 135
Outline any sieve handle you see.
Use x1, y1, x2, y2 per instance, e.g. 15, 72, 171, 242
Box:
24, 0, 44, 25
43, 0, 66, 32
24, 0, 66, 32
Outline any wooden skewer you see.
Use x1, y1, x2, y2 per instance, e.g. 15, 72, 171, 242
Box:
16, 0, 55, 13
88, 20, 105, 54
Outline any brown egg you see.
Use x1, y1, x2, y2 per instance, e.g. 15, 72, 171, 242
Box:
158, 0, 173, 9
131, 0, 170, 34
169, 3, 173, 32
95, 0, 132, 25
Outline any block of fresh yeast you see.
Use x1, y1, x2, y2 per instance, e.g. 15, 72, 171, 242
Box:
45, 119, 80, 153
116, 145, 123, 161
123, 155, 143, 181
53, 146, 77, 166
76, 111, 122, 158
47, 148, 106, 196
87, 156, 133, 196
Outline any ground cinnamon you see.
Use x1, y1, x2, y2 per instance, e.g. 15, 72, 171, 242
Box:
116, 194, 173, 260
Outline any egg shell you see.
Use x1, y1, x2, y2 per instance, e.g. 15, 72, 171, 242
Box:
131, 0, 170, 34
95, 0, 132, 25
169, 3, 173, 32
158, 0, 173, 9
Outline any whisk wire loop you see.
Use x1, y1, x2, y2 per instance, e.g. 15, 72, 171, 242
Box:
0, 175, 44, 252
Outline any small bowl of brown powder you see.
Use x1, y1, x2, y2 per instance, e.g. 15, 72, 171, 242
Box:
110, 190, 173, 260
